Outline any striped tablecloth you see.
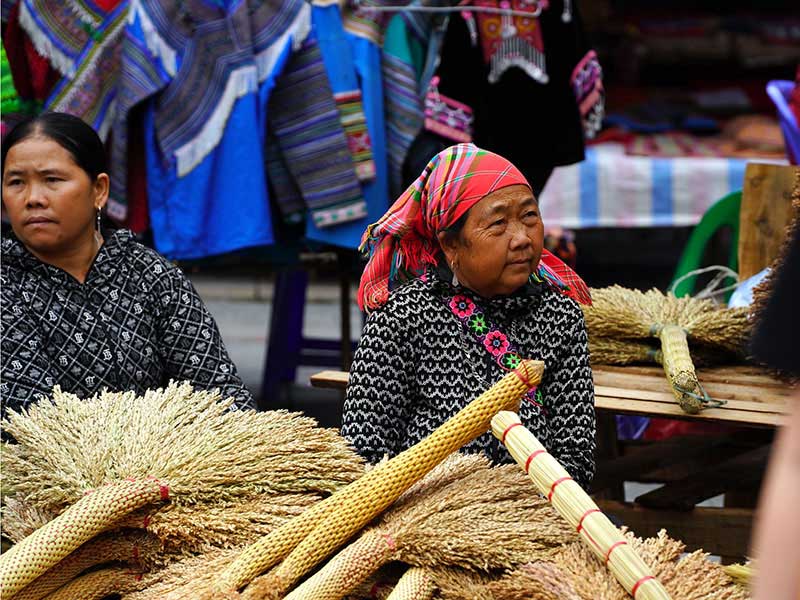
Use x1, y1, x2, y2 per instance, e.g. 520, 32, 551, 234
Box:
539, 143, 784, 228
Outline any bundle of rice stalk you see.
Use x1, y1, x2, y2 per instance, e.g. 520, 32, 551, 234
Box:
424, 567, 493, 600
434, 562, 581, 600
0, 382, 364, 597
190, 360, 543, 599
588, 337, 730, 368
722, 563, 751, 588
582, 286, 750, 412
15, 530, 160, 600
284, 454, 574, 600
491, 411, 671, 600
43, 566, 146, 600
382, 567, 435, 600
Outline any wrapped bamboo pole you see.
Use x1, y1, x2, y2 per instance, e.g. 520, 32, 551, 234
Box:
15, 530, 160, 600
582, 286, 749, 413
208, 360, 544, 597
0, 382, 363, 598
491, 411, 671, 599
42, 566, 145, 600
284, 455, 572, 600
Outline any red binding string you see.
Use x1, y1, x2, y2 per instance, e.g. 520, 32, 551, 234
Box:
381, 533, 397, 552
576, 508, 601, 532
501, 422, 522, 443
132, 545, 140, 561
525, 449, 546, 474
512, 363, 538, 390
631, 575, 655, 597
548, 476, 573, 501
604, 540, 627, 563
142, 515, 151, 528
146, 475, 170, 500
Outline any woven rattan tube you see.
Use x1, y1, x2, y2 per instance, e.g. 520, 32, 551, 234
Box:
0, 478, 167, 598
283, 530, 393, 600
217, 360, 542, 594
15, 530, 157, 600
656, 325, 703, 414
384, 567, 435, 600
491, 412, 671, 600
41, 566, 143, 600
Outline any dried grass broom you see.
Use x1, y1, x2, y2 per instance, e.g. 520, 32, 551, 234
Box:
382, 567, 435, 600
284, 454, 574, 600
198, 360, 544, 599
588, 337, 727, 368
0, 382, 363, 597
14, 530, 160, 600
582, 286, 750, 413
721, 563, 752, 588
491, 411, 671, 599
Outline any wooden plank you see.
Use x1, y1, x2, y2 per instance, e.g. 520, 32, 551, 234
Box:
634, 445, 770, 511
309, 370, 349, 390
595, 396, 784, 427
594, 385, 787, 414
738, 163, 798, 280
596, 500, 753, 560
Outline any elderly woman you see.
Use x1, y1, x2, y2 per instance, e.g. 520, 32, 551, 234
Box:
341, 143, 595, 488
1, 112, 254, 414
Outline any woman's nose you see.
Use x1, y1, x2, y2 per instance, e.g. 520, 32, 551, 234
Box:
508, 222, 532, 248
25, 184, 47, 208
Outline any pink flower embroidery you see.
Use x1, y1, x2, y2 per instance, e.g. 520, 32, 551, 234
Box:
483, 331, 510, 356
449, 295, 475, 318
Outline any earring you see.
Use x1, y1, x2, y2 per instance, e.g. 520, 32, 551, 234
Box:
450, 262, 459, 287
95, 209, 101, 231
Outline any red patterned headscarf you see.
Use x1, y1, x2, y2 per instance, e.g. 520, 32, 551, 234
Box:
357, 143, 591, 310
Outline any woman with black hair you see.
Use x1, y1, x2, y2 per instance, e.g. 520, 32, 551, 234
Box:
1, 112, 255, 414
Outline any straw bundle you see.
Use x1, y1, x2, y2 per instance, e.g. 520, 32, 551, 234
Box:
588, 337, 726, 368
284, 454, 573, 600
203, 360, 543, 598
383, 567, 435, 600
582, 286, 750, 412
0, 382, 363, 597
491, 411, 671, 599
14, 530, 160, 600
722, 563, 751, 588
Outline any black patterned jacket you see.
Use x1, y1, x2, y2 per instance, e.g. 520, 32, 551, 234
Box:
1, 230, 254, 415
341, 268, 596, 489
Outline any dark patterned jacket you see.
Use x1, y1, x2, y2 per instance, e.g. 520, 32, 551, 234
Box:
341, 268, 595, 489
1, 230, 254, 415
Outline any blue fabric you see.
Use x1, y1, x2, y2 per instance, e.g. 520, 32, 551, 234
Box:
616, 415, 650, 441
305, 11, 389, 249
145, 43, 294, 259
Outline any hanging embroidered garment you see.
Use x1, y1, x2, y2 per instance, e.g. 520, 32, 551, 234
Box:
472, 0, 548, 84
17, 0, 127, 139
302, 0, 390, 248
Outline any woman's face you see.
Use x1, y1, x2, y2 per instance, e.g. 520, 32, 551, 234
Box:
2, 135, 108, 257
439, 184, 544, 298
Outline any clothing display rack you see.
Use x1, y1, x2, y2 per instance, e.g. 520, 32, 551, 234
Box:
353, 0, 543, 19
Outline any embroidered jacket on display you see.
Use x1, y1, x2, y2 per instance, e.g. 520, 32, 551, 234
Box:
341, 268, 596, 489
1, 230, 254, 415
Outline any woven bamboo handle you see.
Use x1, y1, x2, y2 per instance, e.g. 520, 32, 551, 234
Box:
385, 567, 436, 600
284, 529, 395, 600
15, 530, 155, 600
0, 478, 168, 598
217, 360, 543, 595
656, 324, 704, 414
491, 412, 671, 600
41, 566, 143, 600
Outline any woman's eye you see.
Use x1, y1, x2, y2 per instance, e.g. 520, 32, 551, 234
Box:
45, 177, 63, 183
490, 219, 505, 228
524, 210, 539, 219
5, 179, 22, 187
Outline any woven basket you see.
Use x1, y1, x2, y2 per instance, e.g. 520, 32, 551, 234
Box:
492, 412, 671, 600
216, 360, 543, 595
42, 566, 144, 600
15, 530, 158, 600
0, 478, 167, 598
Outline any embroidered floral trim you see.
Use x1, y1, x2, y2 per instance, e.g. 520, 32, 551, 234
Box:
442, 286, 545, 412
334, 90, 376, 182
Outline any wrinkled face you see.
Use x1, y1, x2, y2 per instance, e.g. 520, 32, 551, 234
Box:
2, 136, 107, 257
439, 185, 544, 298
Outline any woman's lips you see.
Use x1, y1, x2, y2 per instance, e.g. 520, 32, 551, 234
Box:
25, 216, 56, 225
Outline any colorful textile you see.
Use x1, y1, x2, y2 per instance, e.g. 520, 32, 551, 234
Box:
424, 75, 473, 143
357, 143, 591, 310
18, 0, 126, 139
334, 90, 376, 182
473, 0, 548, 84
571, 49, 603, 139
266, 38, 366, 228
538, 141, 771, 229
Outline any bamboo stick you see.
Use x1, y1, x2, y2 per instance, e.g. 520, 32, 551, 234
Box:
491, 411, 671, 600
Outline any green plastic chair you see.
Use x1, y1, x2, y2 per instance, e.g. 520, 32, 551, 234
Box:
671, 191, 741, 298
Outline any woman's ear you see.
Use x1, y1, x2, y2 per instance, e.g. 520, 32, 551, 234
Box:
437, 230, 459, 268
93, 173, 110, 210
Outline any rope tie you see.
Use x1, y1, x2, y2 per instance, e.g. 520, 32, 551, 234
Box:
631, 575, 655, 597
501, 422, 522, 443
524, 449, 546, 474
381, 532, 397, 552
547, 476, 572, 502
604, 540, 627, 564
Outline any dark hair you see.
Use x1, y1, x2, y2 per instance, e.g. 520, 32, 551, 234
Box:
439, 211, 470, 246
1, 112, 107, 181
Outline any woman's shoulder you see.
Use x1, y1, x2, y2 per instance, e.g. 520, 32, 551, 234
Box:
536, 283, 587, 324
108, 230, 182, 284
